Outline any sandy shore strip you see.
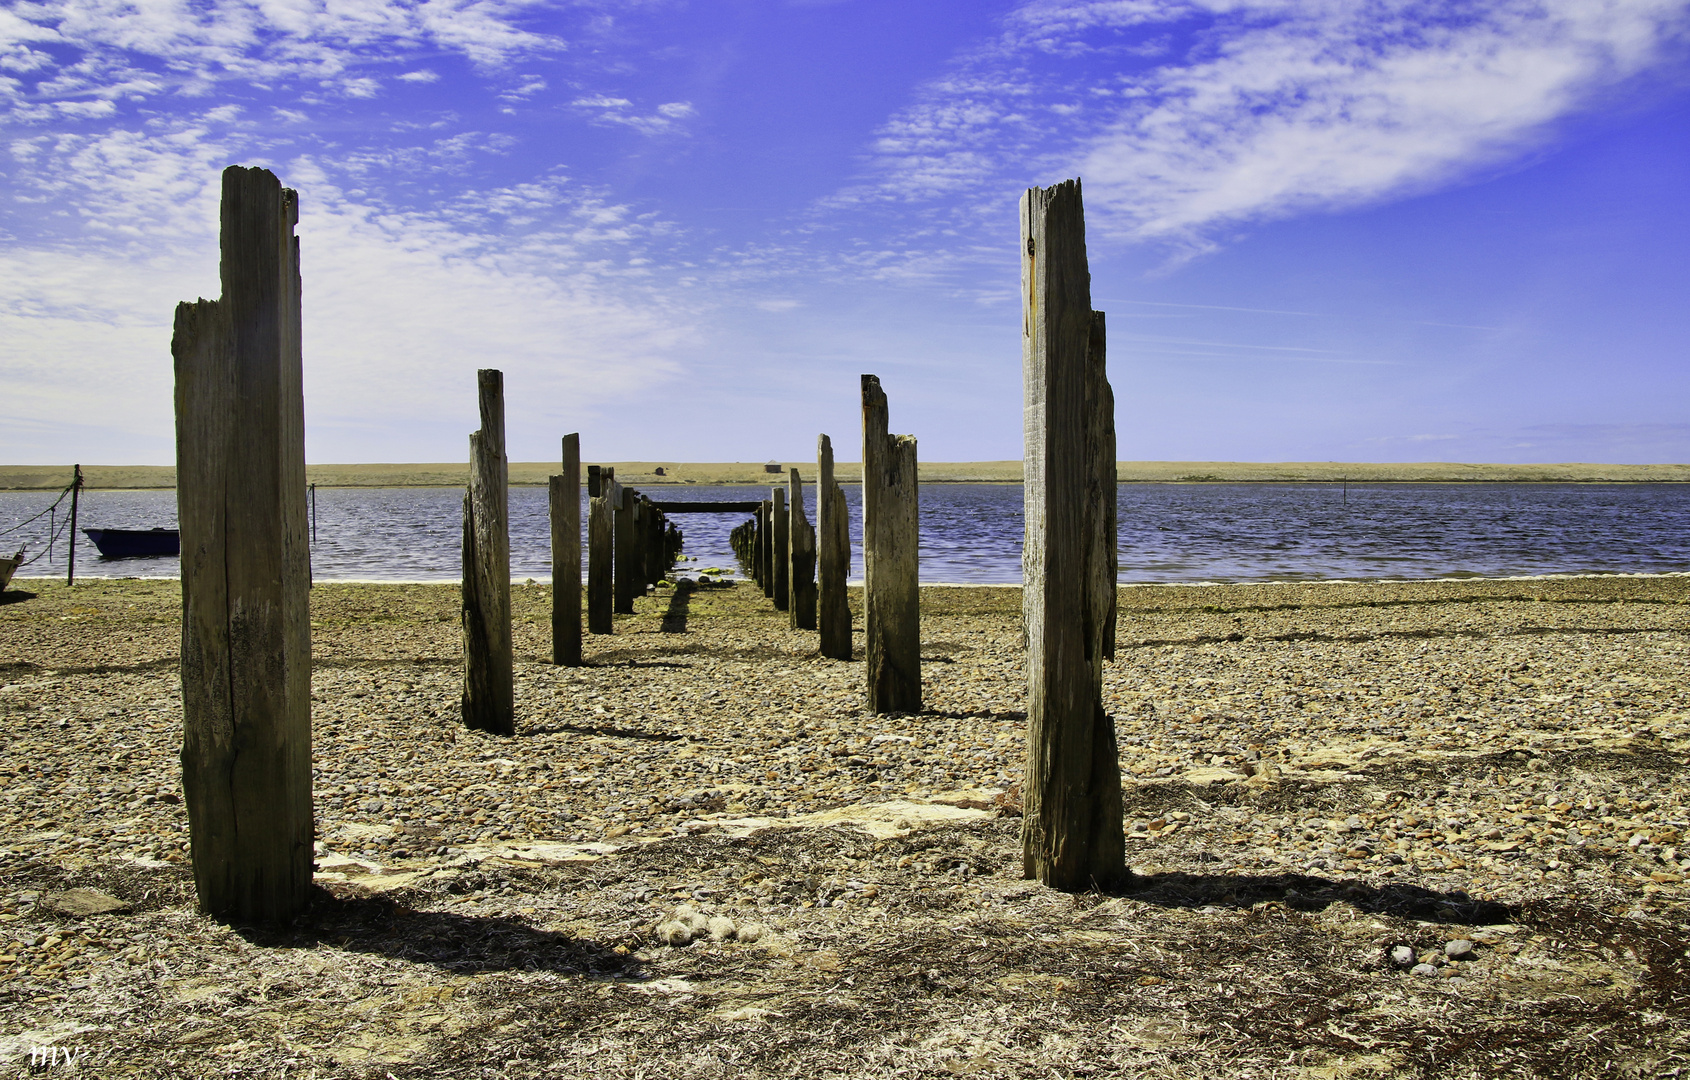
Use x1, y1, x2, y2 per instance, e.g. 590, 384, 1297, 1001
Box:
1, 576, 1688, 1076
6, 460, 1690, 490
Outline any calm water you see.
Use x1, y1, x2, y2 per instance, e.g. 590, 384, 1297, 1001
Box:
5, 483, 1690, 585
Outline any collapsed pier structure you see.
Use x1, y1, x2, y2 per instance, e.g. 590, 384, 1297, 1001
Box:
171, 165, 1121, 923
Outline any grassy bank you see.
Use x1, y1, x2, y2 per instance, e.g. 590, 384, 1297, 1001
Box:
4, 459, 1689, 490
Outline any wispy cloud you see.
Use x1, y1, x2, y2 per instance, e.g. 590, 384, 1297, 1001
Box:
842, 0, 1690, 255
569, 94, 697, 135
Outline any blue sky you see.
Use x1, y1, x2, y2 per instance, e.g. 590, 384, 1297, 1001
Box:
3, 0, 1688, 466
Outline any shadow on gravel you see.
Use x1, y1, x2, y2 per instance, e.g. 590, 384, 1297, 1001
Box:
660, 579, 693, 633
1120, 869, 1514, 923
236, 889, 646, 979
0, 589, 37, 606
524, 722, 681, 741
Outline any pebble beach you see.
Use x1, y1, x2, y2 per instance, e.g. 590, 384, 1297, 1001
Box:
2, 573, 1688, 1077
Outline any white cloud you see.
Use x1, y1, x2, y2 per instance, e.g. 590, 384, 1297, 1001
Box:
570, 94, 696, 134
0, 119, 700, 461
398, 69, 440, 83
847, 0, 1690, 251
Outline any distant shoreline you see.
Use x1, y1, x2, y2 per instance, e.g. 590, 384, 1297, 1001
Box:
2, 460, 1688, 491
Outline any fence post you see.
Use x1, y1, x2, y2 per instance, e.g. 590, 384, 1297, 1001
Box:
462, 369, 514, 736
588, 466, 613, 633
789, 468, 817, 630
551, 433, 582, 665
174, 165, 312, 923
860, 374, 920, 712
1019, 178, 1126, 892
816, 435, 851, 659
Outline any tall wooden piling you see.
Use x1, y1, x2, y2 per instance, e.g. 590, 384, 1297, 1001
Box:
771, 487, 790, 611
861, 375, 920, 713
789, 468, 818, 630
1092, 313, 1118, 662
1019, 178, 1125, 892
759, 499, 775, 598
613, 480, 635, 614
588, 466, 613, 633
816, 435, 851, 659
462, 369, 514, 736
550, 434, 582, 665
174, 165, 312, 923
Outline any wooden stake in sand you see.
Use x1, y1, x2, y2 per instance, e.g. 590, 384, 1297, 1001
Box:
613, 480, 635, 614
587, 466, 613, 633
861, 374, 920, 713
462, 369, 514, 736
771, 486, 790, 611
174, 165, 313, 923
1019, 178, 1125, 892
816, 435, 852, 659
759, 498, 775, 598
550, 433, 582, 665
789, 468, 818, 630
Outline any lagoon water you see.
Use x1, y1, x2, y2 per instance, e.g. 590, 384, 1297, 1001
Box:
5, 482, 1690, 585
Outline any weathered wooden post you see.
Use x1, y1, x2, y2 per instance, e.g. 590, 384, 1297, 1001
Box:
817, 435, 851, 659
588, 466, 613, 633
613, 480, 635, 614
175, 165, 312, 922
759, 498, 775, 598
1020, 178, 1126, 892
550, 433, 582, 665
462, 369, 514, 736
1094, 313, 1118, 662
789, 468, 818, 630
771, 486, 789, 611
861, 374, 920, 712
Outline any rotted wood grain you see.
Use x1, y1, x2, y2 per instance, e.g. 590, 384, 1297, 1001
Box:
817, 434, 852, 659
550, 432, 582, 665
861, 374, 920, 713
1019, 178, 1125, 892
462, 369, 513, 735
175, 165, 313, 923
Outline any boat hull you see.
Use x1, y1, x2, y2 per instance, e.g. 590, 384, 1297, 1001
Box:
83, 528, 180, 558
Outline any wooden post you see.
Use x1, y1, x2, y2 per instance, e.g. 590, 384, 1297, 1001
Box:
1019, 178, 1126, 892
860, 374, 920, 713
789, 468, 817, 630
613, 480, 635, 614
771, 486, 789, 611
1093, 314, 1118, 662
174, 165, 312, 923
588, 466, 613, 633
759, 499, 775, 598
816, 435, 851, 659
550, 433, 582, 665
462, 369, 514, 736
66, 464, 81, 587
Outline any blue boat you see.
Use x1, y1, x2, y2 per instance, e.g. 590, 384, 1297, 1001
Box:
83, 528, 180, 558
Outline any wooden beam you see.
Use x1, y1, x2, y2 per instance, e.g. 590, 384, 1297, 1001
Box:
861, 374, 920, 713
175, 165, 312, 923
1019, 178, 1125, 892
462, 369, 514, 736
613, 480, 634, 614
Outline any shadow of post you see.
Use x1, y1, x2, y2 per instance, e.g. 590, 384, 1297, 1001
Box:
235, 888, 647, 979
1110, 869, 1513, 924
660, 579, 693, 634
